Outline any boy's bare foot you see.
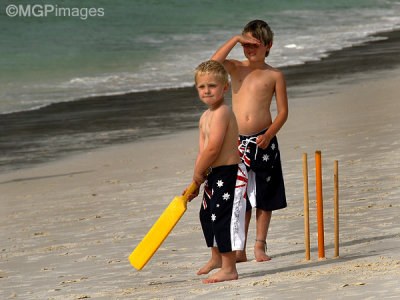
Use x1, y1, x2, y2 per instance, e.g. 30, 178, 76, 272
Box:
254, 249, 271, 262
235, 250, 247, 263
197, 258, 222, 275
254, 240, 271, 262
202, 269, 238, 284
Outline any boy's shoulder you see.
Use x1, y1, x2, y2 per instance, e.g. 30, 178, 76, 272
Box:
254, 63, 286, 83
200, 104, 232, 119
211, 104, 235, 122
221, 102, 234, 111
214, 103, 233, 116
251, 61, 282, 74
263, 64, 285, 80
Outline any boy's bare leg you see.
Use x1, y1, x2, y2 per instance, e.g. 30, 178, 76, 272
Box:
236, 209, 251, 262
254, 209, 272, 262
203, 251, 238, 283
197, 247, 222, 275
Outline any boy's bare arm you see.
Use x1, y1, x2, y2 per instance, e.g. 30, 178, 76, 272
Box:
193, 114, 206, 183
185, 115, 206, 201
256, 71, 289, 149
196, 115, 205, 163
211, 35, 260, 72
193, 108, 230, 185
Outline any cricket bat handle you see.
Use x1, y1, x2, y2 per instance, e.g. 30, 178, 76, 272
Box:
183, 182, 198, 200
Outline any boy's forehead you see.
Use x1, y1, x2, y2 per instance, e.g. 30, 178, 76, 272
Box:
196, 72, 226, 85
197, 72, 218, 80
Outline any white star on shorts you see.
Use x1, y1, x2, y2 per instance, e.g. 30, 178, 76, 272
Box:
222, 192, 230, 201
217, 180, 224, 188
211, 214, 216, 221
262, 154, 269, 162
267, 176, 271, 182
271, 143, 276, 150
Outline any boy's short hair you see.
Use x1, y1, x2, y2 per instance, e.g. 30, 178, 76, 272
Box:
242, 20, 274, 57
194, 60, 229, 85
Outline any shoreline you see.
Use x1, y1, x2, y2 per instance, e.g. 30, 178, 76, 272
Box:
1, 62, 399, 298
1, 29, 400, 174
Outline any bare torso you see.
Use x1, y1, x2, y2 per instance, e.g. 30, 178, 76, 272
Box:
201, 105, 240, 168
230, 62, 279, 135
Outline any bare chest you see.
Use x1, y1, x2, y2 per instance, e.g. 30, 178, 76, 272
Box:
233, 70, 275, 97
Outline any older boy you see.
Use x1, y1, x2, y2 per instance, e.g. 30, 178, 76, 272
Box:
211, 20, 288, 262
186, 60, 248, 283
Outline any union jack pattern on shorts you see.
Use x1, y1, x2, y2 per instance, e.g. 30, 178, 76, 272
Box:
235, 164, 248, 198
202, 183, 212, 210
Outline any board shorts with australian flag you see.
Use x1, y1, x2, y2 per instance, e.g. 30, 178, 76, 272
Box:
238, 128, 287, 212
199, 163, 248, 253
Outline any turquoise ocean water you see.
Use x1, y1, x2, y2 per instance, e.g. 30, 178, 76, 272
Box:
1, 0, 400, 114
1, 0, 400, 172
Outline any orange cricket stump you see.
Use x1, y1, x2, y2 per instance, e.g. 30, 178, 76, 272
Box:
315, 150, 325, 258
303, 153, 311, 260
334, 160, 339, 258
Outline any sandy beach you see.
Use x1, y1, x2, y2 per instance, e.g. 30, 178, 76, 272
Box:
1, 65, 400, 299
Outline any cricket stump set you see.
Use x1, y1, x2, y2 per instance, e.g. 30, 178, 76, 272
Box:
302, 151, 339, 261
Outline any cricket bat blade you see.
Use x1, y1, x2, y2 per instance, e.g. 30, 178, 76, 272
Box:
129, 182, 197, 270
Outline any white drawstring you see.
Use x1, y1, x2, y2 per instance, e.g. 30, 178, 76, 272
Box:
238, 136, 259, 160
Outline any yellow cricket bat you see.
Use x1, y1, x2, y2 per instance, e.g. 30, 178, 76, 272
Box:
129, 182, 198, 270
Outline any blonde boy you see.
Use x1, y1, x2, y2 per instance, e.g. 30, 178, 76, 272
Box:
186, 60, 248, 283
211, 20, 288, 262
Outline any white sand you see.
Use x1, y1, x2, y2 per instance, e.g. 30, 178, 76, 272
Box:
1, 68, 399, 299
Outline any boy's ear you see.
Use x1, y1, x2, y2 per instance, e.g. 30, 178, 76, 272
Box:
224, 82, 229, 93
267, 41, 273, 50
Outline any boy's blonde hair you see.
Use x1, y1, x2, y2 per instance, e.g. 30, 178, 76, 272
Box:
194, 60, 229, 85
242, 20, 274, 57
